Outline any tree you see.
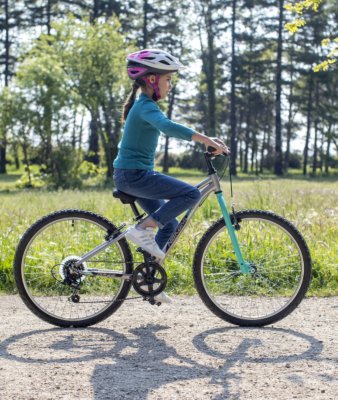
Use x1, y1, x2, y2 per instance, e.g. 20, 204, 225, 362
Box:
284, 0, 337, 72
15, 40, 71, 172
51, 16, 130, 177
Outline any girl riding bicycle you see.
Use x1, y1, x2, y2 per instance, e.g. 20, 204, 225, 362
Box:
113, 49, 229, 265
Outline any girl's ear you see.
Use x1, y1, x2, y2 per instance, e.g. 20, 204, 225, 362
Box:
147, 74, 156, 83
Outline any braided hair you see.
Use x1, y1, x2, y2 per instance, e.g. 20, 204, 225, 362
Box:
121, 80, 145, 123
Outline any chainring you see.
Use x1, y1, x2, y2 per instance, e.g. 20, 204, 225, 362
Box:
132, 262, 167, 296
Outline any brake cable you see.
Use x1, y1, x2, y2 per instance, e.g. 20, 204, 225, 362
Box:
217, 153, 239, 230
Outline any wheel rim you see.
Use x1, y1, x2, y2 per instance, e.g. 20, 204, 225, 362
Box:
21, 216, 129, 322
200, 216, 306, 322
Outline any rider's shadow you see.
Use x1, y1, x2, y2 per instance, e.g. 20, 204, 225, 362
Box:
91, 324, 218, 400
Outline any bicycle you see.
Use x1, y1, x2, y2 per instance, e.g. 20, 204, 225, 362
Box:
13, 150, 312, 328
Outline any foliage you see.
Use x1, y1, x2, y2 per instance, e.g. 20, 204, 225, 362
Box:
284, 0, 337, 71
15, 165, 46, 189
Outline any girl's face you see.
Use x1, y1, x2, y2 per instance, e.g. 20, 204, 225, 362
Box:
158, 73, 173, 99
148, 73, 173, 99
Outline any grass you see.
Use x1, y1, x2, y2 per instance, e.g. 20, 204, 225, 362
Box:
0, 168, 337, 296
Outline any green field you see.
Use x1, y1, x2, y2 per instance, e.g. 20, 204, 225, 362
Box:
0, 170, 337, 296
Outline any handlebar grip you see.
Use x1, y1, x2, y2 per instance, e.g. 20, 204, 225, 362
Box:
207, 146, 229, 156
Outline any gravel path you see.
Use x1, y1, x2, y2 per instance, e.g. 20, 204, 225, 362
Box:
0, 295, 337, 400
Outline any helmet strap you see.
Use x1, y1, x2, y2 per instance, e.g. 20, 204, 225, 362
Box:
141, 74, 161, 101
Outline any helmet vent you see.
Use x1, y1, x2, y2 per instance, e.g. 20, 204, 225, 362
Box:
159, 60, 170, 65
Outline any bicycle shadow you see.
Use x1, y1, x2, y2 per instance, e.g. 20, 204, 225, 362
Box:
0, 323, 334, 399
89, 325, 330, 400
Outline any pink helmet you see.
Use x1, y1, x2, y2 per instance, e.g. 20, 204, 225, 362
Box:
126, 49, 184, 100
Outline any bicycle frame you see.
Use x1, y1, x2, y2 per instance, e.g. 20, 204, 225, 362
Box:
162, 159, 251, 274
75, 152, 251, 276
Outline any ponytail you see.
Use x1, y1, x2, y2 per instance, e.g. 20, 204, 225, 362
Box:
121, 81, 141, 123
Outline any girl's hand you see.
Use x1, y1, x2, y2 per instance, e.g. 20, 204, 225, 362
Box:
191, 132, 231, 155
207, 137, 230, 155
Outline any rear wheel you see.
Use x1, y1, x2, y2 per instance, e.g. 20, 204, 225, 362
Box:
14, 210, 133, 327
193, 210, 312, 326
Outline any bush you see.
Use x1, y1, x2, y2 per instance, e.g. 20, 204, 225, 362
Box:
15, 165, 46, 189
48, 144, 83, 189
176, 150, 206, 170
287, 151, 302, 169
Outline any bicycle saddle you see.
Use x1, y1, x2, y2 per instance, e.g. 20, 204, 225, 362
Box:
113, 190, 137, 204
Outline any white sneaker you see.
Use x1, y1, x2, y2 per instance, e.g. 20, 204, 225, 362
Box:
154, 291, 172, 304
126, 225, 165, 259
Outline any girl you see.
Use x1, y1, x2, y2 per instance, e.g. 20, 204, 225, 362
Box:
113, 49, 229, 264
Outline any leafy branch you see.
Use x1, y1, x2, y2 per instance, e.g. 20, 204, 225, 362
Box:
284, 0, 337, 72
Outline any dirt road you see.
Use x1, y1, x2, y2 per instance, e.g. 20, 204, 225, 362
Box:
0, 295, 337, 400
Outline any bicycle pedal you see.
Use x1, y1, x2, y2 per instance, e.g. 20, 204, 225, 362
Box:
144, 297, 162, 306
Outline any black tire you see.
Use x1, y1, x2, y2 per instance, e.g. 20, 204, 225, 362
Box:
193, 210, 312, 326
14, 209, 133, 327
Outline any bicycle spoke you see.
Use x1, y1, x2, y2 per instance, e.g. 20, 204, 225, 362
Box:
195, 211, 311, 325
16, 212, 132, 326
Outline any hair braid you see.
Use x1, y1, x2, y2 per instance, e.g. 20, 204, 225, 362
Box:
121, 81, 141, 123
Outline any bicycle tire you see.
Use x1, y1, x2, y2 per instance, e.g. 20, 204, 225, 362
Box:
193, 210, 312, 326
14, 209, 133, 327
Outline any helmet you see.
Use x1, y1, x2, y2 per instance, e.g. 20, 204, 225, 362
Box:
126, 49, 184, 100
127, 49, 184, 79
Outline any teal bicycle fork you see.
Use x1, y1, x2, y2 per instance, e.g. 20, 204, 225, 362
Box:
215, 191, 251, 274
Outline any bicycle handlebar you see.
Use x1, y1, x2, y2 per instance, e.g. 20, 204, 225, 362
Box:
206, 146, 230, 157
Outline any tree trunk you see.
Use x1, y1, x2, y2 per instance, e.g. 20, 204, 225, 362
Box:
205, 5, 216, 137
244, 131, 249, 173
0, 144, 6, 174
244, 68, 252, 174
260, 129, 267, 173
0, 0, 10, 173
4, 0, 10, 86
71, 109, 77, 149
163, 86, 176, 173
229, 0, 238, 175
312, 79, 319, 175
324, 123, 332, 174
13, 142, 20, 170
143, 0, 148, 48
285, 40, 295, 173
239, 139, 243, 171
251, 134, 257, 173
303, 74, 313, 175
87, 111, 100, 165
46, 0, 52, 35
22, 137, 32, 187
274, 0, 284, 176
91, 0, 100, 22
78, 108, 84, 150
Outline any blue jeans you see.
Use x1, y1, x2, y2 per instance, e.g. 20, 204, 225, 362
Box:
113, 169, 201, 249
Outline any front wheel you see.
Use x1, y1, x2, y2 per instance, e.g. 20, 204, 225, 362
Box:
193, 210, 312, 326
14, 209, 133, 327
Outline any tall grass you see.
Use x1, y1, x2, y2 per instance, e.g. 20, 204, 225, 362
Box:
0, 175, 337, 295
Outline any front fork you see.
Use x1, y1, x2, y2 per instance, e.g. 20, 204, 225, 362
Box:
215, 192, 251, 274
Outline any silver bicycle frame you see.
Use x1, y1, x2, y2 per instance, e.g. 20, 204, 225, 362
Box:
76, 169, 251, 275
162, 172, 251, 273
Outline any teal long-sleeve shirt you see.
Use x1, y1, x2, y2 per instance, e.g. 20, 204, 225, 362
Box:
113, 93, 195, 170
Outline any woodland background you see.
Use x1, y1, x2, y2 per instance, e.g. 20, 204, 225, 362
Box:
0, 0, 337, 189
